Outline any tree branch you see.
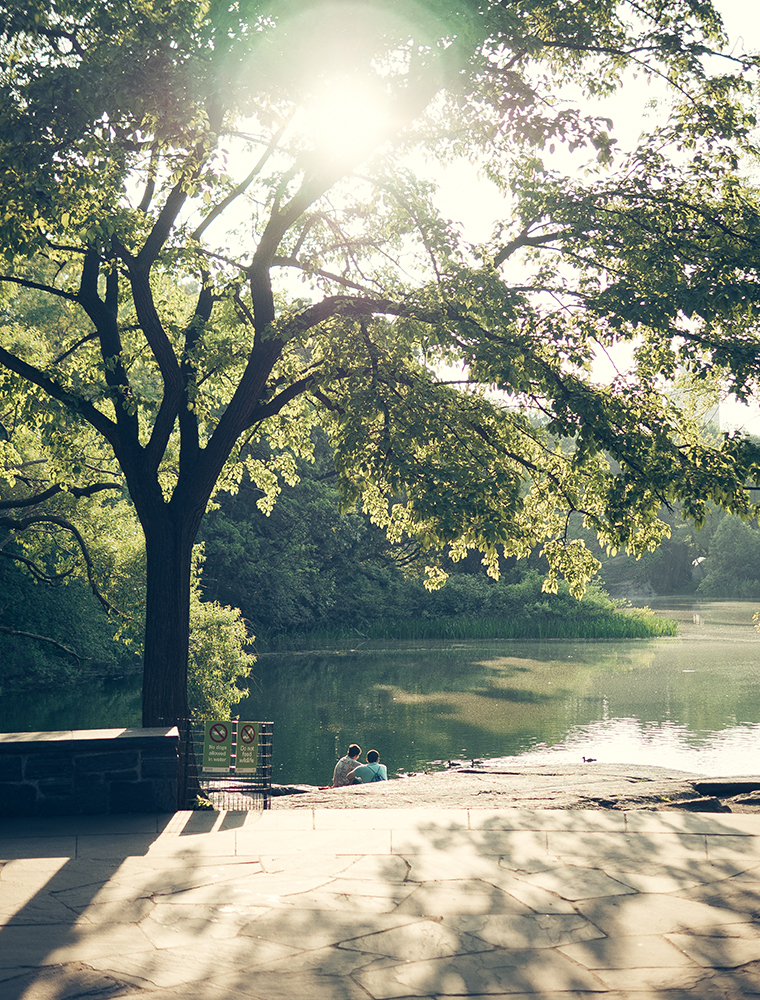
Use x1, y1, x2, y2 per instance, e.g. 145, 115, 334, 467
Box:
0, 548, 75, 583
0, 513, 119, 615
178, 283, 214, 475
0, 274, 79, 302
0, 625, 85, 667
136, 130, 217, 270
245, 375, 321, 428
0, 482, 123, 511
75, 249, 141, 440
53, 331, 100, 365
493, 229, 569, 266
192, 119, 292, 242
138, 143, 160, 214
0, 345, 119, 448
272, 256, 376, 294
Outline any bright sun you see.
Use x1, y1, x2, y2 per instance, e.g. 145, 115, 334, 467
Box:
297, 77, 391, 164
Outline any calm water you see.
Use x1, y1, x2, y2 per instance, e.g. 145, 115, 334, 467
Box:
3, 600, 760, 785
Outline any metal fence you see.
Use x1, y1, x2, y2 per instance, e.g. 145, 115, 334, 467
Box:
177, 719, 274, 811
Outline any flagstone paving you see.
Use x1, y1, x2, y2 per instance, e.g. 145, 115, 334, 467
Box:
2, 807, 760, 999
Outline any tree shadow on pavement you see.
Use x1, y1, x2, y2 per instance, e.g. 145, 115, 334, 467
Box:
3, 808, 760, 999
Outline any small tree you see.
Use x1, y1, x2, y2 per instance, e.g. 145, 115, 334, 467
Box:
188, 591, 254, 720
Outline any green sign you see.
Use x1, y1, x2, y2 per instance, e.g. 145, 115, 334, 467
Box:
202, 721, 233, 772
235, 721, 258, 772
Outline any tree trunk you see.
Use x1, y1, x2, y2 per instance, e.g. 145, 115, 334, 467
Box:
141, 514, 195, 727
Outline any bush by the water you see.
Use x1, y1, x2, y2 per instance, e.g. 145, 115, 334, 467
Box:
261, 572, 677, 648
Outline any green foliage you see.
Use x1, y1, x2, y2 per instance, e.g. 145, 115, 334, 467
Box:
0, 548, 137, 690
0, 0, 758, 722
0, 514, 256, 706
188, 591, 254, 721
200, 445, 412, 641
697, 516, 760, 599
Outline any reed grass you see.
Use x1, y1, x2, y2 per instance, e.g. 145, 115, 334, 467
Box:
261, 605, 678, 650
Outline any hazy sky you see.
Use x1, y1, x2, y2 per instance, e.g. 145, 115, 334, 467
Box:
719, 0, 760, 51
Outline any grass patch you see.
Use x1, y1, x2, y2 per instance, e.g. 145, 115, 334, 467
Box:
260, 602, 678, 650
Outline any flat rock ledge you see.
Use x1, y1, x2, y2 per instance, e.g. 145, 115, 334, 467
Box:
271, 763, 760, 812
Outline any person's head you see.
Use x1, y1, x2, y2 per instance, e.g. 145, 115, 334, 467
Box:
348, 744, 361, 758
366, 749, 380, 763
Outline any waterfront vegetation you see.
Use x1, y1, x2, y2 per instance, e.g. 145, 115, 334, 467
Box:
311, 608, 677, 644
261, 577, 677, 650
0, 543, 675, 697
271, 612, 676, 647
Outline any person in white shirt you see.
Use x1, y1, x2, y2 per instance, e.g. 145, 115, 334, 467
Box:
330, 744, 362, 787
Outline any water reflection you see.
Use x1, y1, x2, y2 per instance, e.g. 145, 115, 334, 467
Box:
504, 716, 760, 775
2, 601, 760, 785
0, 675, 141, 734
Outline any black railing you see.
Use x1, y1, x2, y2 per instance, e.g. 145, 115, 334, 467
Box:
170, 719, 274, 811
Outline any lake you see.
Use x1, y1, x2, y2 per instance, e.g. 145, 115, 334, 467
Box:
2, 599, 760, 786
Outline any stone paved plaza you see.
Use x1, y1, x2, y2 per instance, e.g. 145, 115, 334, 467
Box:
2, 807, 760, 999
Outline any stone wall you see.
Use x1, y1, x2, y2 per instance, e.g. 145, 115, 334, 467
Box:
0, 727, 179, 817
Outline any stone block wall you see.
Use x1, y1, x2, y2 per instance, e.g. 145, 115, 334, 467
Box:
0, 727, 179, 817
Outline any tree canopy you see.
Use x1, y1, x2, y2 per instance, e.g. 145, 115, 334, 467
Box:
1, 0, 759, 724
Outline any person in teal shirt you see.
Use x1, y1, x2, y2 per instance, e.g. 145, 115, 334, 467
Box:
350, 749, 388, 782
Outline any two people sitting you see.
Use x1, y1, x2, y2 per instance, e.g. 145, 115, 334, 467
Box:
331, 744, 388, 787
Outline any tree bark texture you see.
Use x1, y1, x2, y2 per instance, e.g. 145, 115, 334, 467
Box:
141, 513, 196, 727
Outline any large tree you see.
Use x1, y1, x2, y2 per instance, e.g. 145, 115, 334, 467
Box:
1, 0, 758, 725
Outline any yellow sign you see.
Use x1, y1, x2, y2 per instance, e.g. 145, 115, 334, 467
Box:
236, 721, 259, 772
202, 721, 232, 772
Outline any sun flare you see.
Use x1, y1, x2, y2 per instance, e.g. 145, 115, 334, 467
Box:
297, 77, 391, 163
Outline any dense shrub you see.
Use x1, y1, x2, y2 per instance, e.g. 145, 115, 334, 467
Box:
697, 517, 760, 598
0, 556, 135, 691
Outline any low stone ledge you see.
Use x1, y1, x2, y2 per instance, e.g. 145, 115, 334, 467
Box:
0, 727, 178, 751
0, 727, 179, 817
